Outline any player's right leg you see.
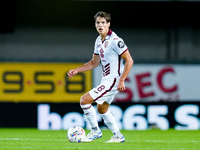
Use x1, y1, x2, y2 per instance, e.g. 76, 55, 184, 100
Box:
80, 93, 102, 142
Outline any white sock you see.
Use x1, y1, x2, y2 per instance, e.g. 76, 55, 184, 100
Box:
81, 104, 100, 132
100, 110, 120, 134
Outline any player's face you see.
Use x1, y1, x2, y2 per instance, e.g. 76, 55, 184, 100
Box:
95, 17, 110, 37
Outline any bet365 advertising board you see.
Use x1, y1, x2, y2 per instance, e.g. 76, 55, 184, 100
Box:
1, 102, 200, 130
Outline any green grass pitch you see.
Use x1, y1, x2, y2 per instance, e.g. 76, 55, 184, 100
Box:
0, 128, 200, 150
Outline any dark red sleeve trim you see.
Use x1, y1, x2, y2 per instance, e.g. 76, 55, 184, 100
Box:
120, 49, 128, 56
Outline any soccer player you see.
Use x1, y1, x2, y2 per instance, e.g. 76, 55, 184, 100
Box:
67, 11, 133, 143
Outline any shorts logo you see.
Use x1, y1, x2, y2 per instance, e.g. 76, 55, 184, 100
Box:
94, 90, 98, 94
118, 41, 125, 48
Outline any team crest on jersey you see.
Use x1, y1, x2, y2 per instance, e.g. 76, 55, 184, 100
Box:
104, 41, 109, 48
118, 41, 125, 48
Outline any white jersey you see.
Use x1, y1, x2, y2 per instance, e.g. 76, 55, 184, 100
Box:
94, 29, 128, 79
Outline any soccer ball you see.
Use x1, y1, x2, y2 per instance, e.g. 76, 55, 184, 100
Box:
67, 126, 85, 143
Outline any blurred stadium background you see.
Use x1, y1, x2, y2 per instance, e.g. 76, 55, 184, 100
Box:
0, 0, 200, 130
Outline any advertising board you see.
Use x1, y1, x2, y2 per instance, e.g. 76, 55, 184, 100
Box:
0, 102, 199, 130
93, 64, 200, 102
0, 63, 92, 102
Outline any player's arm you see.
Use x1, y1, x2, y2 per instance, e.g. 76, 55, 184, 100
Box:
67, 54, 101, 78
117, 50, 134, 92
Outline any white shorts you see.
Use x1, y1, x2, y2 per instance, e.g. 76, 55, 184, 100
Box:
89, 77, 119, 105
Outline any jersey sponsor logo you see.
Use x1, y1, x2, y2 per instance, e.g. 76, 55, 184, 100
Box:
118, 41, 125, 48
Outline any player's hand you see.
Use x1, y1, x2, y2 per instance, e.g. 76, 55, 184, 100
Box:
117, 81, 126, 92
67, 70, 78, 78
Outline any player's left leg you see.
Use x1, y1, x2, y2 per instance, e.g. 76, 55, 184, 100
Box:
98, 102, 125, 143
80, 93, 102, 142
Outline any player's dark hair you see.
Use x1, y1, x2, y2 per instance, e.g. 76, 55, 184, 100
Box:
94, 11, 111, 23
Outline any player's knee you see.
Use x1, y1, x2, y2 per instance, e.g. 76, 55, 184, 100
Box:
97, 102, 109, 114
80, 95, 86, 105
97, 106, 107, 114
80, 94, 93, 105
97, 107, 103, 114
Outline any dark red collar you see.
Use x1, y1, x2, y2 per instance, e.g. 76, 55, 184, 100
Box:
101, 29, 112, 43
107, 29, 112, 35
